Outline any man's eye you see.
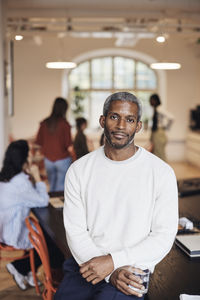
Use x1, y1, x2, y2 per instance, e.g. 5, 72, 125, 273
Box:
110, 115, 118, 120
127, 118, 134, 123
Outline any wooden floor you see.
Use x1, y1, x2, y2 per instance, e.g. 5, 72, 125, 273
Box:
0, 161, 200, 299
0, 252, 43, 300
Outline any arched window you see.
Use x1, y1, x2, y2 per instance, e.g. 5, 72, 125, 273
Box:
69, 56, 157, 129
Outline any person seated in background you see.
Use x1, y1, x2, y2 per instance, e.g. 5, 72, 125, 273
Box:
73, 117, 89, 159
149, 93, 174, 162
0, 140, 49, 290
36, 97, 72, 192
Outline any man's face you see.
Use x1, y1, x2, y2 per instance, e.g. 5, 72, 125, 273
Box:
100, 100, 142, 149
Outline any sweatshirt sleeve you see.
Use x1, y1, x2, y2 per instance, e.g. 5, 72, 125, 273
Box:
110, 167, 178, 273
63, 166, 103, 264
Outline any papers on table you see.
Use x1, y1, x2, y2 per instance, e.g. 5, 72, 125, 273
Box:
175, 234, 200, 258
180, 295, 200, 300
49, 197, 64, 208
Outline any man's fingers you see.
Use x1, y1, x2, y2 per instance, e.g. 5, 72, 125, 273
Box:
85, 274, 97, 283
91, 277, 102, 285
80, 264, 90, 274
117, 281, 143, 297
81, 270, 92, 279
122, 273, 144, 292
129, 280, 144, 291
129, 273, 143, 284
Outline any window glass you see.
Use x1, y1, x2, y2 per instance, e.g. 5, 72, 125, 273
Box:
114, 57, 135, 89
90, 91, 111, 129
136, 62, 157, 89
137, 91, 154, 122
91, 57, 112, 89
68, 56, 158, 130
69, 61, 90, 89
69, 90, 90, 126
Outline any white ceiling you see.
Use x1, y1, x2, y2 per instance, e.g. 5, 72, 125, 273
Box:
5, 0, 200, 38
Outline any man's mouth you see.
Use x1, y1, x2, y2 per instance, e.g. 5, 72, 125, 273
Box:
111, 131, 128, 139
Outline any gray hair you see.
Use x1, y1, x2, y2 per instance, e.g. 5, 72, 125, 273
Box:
103, 92, 142, 121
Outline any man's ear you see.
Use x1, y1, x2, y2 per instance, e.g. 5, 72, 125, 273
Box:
99, 115, 105, 128
136, 121, 142, 133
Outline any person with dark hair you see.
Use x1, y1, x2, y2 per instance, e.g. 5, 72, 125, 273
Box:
55, 92, 178, 300
36, 97, 72, 192
73, 117, 89, 159
149, 93, 174, 161
0, 140, 49, 290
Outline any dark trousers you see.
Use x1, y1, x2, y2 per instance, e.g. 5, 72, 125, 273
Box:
55, 257, 145, 300
11, 230, 65, 276
12, 249, 40, 276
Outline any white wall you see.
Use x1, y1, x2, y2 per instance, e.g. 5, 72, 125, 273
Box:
0, 0, 8, 167
10, 34, 200, 161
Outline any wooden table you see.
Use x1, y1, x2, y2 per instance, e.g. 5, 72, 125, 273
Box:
32, 194, 200, 300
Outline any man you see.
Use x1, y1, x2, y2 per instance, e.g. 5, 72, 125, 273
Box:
55, 92, 178, 300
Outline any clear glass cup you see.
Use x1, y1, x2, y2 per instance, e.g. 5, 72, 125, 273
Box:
128, 266, 150, 294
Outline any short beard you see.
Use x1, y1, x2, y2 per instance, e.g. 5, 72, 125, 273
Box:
104, 126, 136, 149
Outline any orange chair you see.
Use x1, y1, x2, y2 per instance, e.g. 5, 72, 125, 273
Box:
0, 243, 30, 267
0, 242, 38, 292
25, 216, 57, 300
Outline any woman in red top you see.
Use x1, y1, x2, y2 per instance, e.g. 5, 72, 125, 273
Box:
36, 97, 72, 192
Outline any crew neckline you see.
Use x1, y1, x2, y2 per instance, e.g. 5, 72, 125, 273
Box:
101, 146, 142, 164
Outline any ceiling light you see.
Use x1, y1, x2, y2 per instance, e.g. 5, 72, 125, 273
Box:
150, 62, 181, 70
46, 61, 77, 69
156, 35, 165, 43
15, 35, 23, 41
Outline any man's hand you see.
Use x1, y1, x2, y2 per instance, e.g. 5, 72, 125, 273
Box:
79, 254, 114, 285
110, 266, 144, 297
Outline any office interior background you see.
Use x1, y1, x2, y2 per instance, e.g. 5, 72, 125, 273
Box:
0, 0, 200, 166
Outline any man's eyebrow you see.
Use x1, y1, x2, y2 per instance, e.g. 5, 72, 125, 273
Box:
108, 111, 137, 118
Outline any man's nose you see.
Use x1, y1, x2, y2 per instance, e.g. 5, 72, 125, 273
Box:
117, 118, 126, 129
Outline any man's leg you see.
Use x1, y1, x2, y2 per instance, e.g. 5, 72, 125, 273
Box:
54, 257, 95, 300
94, 281, 145, 300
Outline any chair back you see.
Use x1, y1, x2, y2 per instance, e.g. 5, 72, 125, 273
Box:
25, 216, 56, 300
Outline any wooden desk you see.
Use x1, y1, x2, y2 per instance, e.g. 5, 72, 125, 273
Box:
32, 204, 71, 259
33, 195, 200, 300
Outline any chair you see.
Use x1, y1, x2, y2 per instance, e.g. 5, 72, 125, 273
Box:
25, 216, 57, 300
0, 241, 38, 292
0, 242, 30, 267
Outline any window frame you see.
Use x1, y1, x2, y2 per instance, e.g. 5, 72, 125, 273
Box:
68, 55, 158, 129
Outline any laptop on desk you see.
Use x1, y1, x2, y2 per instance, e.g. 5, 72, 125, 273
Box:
175, 234, 200, 258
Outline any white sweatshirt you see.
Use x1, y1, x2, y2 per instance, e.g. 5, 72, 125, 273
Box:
63, 146, 178, 275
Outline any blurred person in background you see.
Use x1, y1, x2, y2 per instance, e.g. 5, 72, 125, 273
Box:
0, 140, 49, 290
149, 94, 174, 162
36, 97, 72, 192
73, 117, 89, 159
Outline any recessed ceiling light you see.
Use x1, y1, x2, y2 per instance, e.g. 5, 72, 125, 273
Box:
156, 35, 166, 43
46, 61, 77, 69
15, 35, 23, 41
150, 62, 181, 70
